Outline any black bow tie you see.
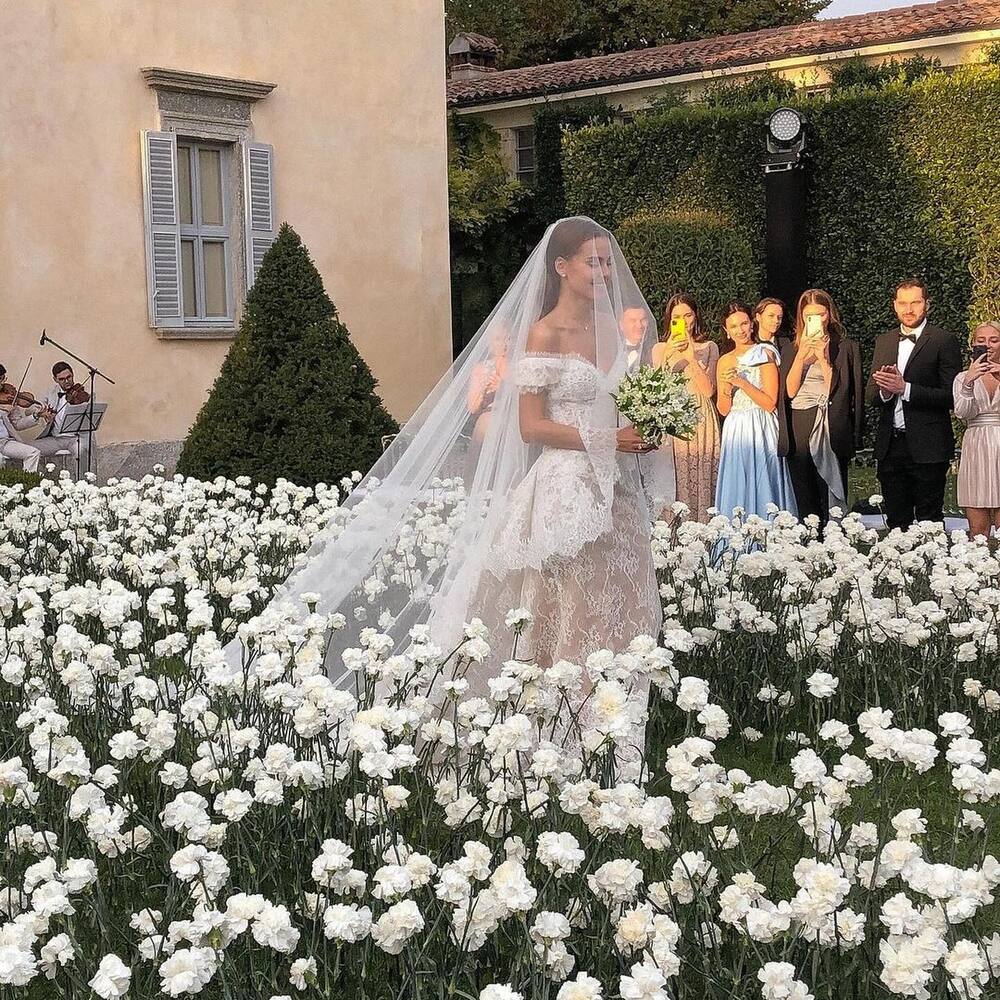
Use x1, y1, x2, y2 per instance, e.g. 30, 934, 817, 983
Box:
899, 331, 917, 342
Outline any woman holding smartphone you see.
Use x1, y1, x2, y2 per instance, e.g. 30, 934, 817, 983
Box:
779, 289, 863, 525
652, 293, 720, 521
954, 320, 1000, 538
714, 302, 796, 519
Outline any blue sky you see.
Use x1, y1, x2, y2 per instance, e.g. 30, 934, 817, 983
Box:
820, 0, 915, 16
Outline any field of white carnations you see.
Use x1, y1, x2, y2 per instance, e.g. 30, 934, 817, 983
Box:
1, 472, 998, 1000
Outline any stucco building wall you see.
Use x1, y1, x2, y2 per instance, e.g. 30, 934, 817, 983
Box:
0, 0, 452, 448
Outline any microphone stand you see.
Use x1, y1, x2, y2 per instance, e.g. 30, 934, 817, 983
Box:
38, 330, 116, 477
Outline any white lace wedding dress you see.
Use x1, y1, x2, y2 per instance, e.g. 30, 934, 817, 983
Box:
238, 219, 671, 769
475, 351, 662, 668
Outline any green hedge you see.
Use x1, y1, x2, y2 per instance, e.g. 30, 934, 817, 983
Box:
0, 467, 42, 491
532, 99, 616, 229
450, 99, 616, 351
563, 68, 1000, 354
617, 208, 760, 331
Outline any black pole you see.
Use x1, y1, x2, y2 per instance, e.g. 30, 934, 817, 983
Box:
763, 165, 808, 311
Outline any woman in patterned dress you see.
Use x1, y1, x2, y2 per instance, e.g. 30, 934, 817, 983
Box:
651, 294, 720, 521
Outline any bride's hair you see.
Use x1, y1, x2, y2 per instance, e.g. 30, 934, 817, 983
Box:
541, 217, 606, 317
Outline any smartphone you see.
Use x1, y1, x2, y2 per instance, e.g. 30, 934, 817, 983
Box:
669, 316, 687, 344
972, 344, 988, 362
804, 314, 823, 340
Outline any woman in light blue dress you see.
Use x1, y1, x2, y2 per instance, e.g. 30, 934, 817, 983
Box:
714, 302, 797, 519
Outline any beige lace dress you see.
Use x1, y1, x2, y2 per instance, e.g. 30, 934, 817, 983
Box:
660, 342, 721, 521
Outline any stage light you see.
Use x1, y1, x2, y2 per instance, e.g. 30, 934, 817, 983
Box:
762, 108, 808, 312
767, 108, 803, 146
764, 108, 806, 173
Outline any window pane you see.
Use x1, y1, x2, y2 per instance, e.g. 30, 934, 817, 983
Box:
177, 146, 193, 225
181, 240, 197, 317
203, 241, 228, 316
199, 147, 224, 226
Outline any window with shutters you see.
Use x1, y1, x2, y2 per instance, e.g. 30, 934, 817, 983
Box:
178, 140, 232, 324
140, 69, 277, 338
141, 129, 276, 335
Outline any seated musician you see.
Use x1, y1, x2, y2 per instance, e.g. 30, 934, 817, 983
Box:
0, 362, 47, 473
33, 361, 94, 474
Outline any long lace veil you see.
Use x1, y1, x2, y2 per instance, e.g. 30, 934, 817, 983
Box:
227, 217, 674, 679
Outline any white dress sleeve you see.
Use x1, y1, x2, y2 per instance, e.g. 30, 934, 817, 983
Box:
743, 343, 779, 367
517, 355, 562, 393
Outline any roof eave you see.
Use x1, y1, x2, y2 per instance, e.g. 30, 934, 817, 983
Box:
447, 22, 1000, 110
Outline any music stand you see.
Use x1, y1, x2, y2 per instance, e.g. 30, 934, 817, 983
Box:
57, 402, 107, 478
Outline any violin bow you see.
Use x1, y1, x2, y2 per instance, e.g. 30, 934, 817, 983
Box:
10, 357, 43, 413
13, 357, 32, 406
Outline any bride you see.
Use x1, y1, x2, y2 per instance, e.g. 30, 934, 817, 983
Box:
231, 218, 672, 731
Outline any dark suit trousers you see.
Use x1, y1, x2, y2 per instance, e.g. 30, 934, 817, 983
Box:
877, 431, 949, 530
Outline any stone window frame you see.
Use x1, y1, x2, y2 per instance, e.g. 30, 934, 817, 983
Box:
141, 67, 276, 341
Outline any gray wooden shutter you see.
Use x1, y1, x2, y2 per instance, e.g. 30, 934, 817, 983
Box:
243, 142, 276, 288
140, 130, 183, 326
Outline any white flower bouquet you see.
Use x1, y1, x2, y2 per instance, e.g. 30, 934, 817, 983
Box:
613, 364, 700, 447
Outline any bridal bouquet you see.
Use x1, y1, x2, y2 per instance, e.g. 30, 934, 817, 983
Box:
614, 364, 700, 447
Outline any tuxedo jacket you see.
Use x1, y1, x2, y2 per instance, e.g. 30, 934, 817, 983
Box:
864, 323, 962, 463
777, 335, 864, 459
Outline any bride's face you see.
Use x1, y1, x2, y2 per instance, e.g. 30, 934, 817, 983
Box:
557, 236, 613, 302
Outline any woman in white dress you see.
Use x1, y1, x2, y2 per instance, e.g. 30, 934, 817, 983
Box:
470, 219, 663, 668
230, 219, 673, 757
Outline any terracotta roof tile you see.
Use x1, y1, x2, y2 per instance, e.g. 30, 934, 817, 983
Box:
447, 0, 1000, 107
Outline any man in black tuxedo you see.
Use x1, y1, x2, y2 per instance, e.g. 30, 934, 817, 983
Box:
865, 278, 962, 530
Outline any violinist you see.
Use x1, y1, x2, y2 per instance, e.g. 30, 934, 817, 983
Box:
0, 363, 43, 473
34, 361, 94, 473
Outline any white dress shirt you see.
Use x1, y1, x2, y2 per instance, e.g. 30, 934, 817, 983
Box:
626, 347, 641, 372
881, 318, 927, 429
39, 385, 67, 437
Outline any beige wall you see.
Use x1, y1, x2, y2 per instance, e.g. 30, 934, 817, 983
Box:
457, 31, 1000, 173
0, 0, 452, 443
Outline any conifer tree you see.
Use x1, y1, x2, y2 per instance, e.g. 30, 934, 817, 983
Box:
177, 224, 399, 486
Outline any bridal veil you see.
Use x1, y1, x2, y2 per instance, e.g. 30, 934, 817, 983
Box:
227, 217, 674, 679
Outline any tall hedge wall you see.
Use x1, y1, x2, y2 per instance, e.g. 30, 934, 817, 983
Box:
618, 208, 760, 330
563, 68, 1000, 351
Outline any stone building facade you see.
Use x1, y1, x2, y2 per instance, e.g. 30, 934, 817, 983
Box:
1, 0, 452, 476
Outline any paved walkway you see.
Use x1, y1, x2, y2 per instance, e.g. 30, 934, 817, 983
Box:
857, 514, 969, 531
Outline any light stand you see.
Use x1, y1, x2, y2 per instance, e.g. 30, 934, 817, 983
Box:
763, 108, 809, 312
38, 329, 116, 476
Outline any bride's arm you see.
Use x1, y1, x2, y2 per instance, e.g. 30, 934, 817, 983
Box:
519, 390, 586, 450
517, 322, 586, 450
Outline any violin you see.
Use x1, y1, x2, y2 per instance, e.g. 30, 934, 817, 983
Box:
0, 382, 45, 412
63, 383, 91, 405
